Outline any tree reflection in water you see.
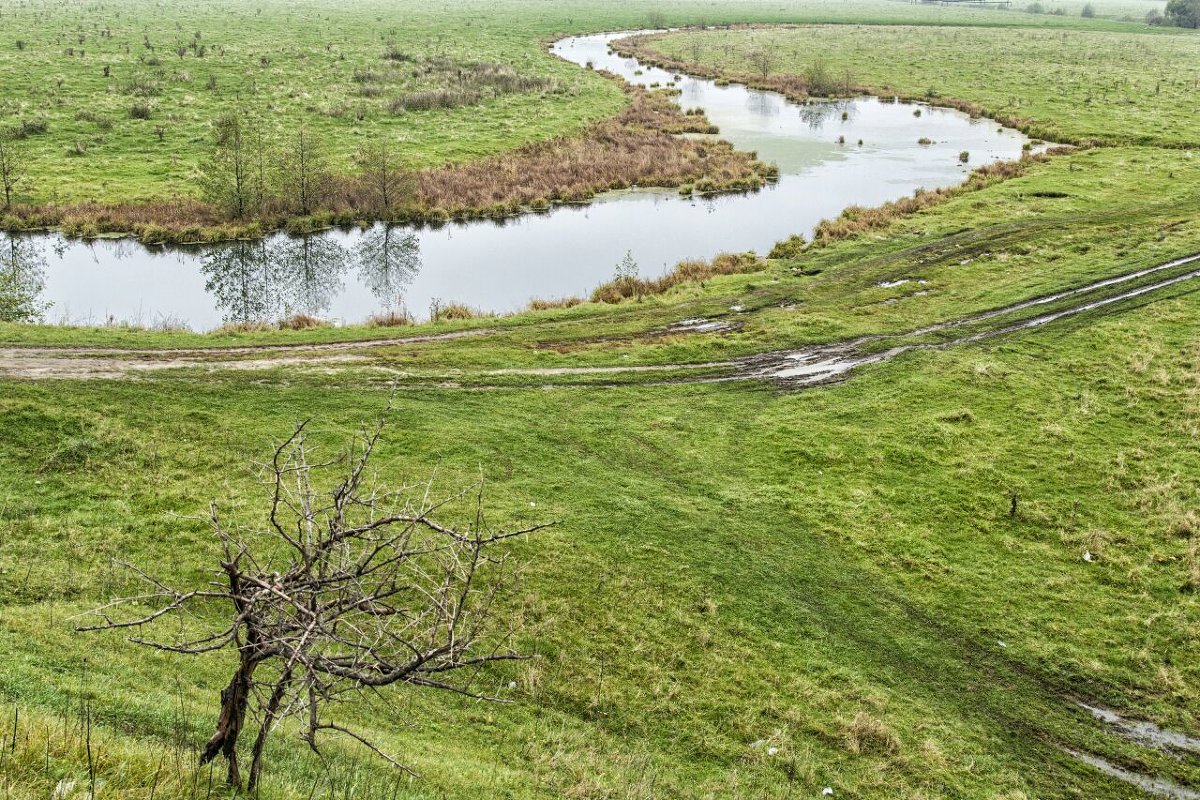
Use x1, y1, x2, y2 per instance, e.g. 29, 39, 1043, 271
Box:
0, 233, 49, 322
797, 100, 852, 131
201, 239, 277, 324
201, 229, 421, 325
354, 226, 420, 309
273, 234, 349, 317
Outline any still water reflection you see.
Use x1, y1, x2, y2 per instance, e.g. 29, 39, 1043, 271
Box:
8, 31, 1035, 330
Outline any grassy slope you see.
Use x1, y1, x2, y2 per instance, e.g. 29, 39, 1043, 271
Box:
2, 3, 1200, 799
0, 0, 1164, 208
3, 275, 1200, 799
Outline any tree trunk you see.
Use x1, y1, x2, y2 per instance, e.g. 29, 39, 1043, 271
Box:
201, 657, 259, 788
246, 667, 293, 794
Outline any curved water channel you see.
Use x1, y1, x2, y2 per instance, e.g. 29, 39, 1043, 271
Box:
4, 31, 1035, 330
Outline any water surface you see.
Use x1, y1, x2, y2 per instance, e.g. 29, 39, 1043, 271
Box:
5, 31, 1034, 330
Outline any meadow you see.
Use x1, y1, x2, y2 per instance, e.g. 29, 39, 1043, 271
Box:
3, 0, 1200, 797
0, 0, 1174, 220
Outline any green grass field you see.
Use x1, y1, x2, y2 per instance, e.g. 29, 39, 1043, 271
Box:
0, 0, 1173, 208
3, 0, 1200, 798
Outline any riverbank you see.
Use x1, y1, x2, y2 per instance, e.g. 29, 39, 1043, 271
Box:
1, 80, 774, 245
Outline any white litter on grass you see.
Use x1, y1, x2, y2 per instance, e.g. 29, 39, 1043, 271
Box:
729, 304, 744, 312
823, 788, 834, 796
767, 746, 779, 756
997, 640, 1007, 649
1083, 550, 1094, 562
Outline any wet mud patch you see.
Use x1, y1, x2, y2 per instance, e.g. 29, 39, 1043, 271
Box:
1062, 749, 1200, 800
1079, 702, 1200, 758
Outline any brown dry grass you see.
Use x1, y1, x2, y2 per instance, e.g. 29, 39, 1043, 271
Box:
841, 711, 902, 756
410, 81, 771, 218
277, 313, 329, 330
591, 251, 763, 303
805, 154, 1067, 249
366, 309, 414, 327
527, 296, 584, 312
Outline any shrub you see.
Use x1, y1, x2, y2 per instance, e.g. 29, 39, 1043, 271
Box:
768, 233, 806, 260
18, 117, 48, 137
129, 101, 153, 119
1081, 2, 1096, 16
382, 43, 412, 62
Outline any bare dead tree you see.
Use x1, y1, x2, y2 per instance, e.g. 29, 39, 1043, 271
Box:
356, 140, 414, 217
277, 124, 328, 215
200, 108, 268, 219
0, 130, 26, 211
746, 46, 775, 79
79, 411, 552, 792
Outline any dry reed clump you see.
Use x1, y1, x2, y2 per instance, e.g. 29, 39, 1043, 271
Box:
366, 308, 414, 327
277, 312, 328, 330
767, 233, 806, 260
591, 251, 763, 304
527, 296, 584, 312
428, 300, 482, 322
841, 711, 901, 756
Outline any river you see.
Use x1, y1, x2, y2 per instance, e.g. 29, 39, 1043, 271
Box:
2, 31, 1034, 330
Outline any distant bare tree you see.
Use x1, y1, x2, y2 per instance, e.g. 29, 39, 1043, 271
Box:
200, 110, 268, 218
356, 140, 414, 216
0, 130, 26, 211
80, 411, 552, 792
277, 124, 328, 215
747, 46, 775, 78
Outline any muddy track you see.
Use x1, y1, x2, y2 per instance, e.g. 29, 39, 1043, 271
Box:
2, 254, 1198, 383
